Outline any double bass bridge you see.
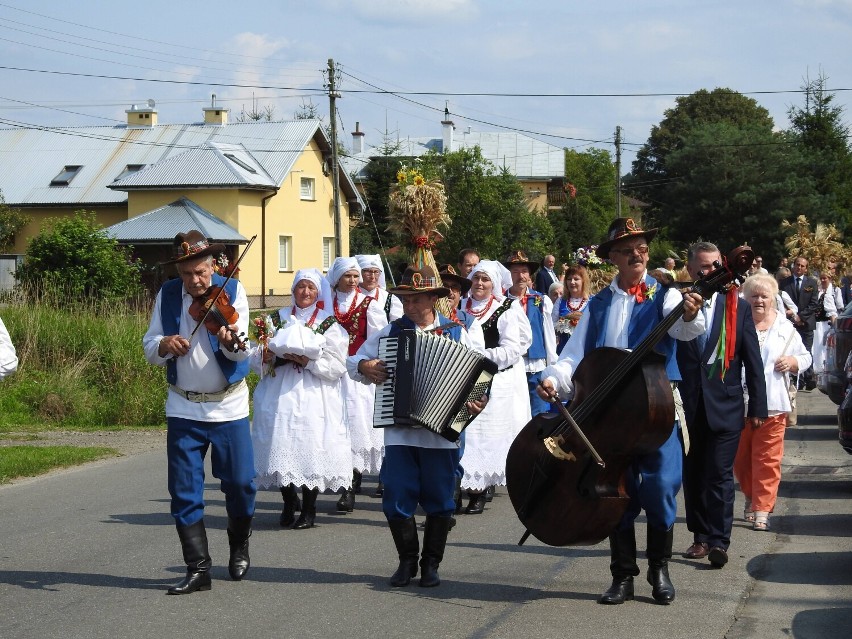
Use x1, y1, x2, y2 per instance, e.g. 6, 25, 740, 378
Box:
543, 435, 577, 462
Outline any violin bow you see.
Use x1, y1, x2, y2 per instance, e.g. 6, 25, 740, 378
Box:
188, 234, 257, 342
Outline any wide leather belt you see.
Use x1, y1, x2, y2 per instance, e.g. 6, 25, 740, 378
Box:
169, 380, 246, 403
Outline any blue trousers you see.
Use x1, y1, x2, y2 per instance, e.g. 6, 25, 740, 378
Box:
527, 370, 551, 417
167, 416, 257, 527
380, 445, 457, 520
618, 422, 683, 531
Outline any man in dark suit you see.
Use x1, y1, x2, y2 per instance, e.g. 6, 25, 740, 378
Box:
534, 254, 559, 295
678, 242, 767, 569
779, 255, 820, 390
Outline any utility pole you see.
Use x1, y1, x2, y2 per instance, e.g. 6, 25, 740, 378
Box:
614, 125, 622, 217
326, 58, 342, 259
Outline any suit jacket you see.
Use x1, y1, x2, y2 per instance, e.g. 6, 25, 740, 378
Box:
534, 268, 558, 296
677, 294, 767, 432
780, 274, 820, 332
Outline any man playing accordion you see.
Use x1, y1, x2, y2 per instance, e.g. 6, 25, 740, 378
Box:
347, 265, 487, 588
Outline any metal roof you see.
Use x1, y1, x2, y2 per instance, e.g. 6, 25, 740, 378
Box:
111, 142, 276, 190
0, 119, 362, 206
342, 130, 565, 182
104, 197, 248, 244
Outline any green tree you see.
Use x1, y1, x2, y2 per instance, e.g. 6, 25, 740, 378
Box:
16, 210, 142, 300
627, 88, 774, 231
787, 72, 852, 228
550, 148, 617, 262
419, 146, 554, 262
0, 191, 29, 252
664, 122, 817, 257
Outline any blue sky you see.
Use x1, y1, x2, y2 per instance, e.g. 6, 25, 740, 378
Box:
0, 0, 850, 171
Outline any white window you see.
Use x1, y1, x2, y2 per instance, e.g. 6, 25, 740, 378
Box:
278, 235, 292, 271
322, 237, 336, 270
300, 177, 315, 200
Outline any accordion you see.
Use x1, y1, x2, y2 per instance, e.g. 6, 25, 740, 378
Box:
373, 329, 498, 442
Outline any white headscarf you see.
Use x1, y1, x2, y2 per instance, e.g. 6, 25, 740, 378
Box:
326, 256, 361, 290
356, 254, 387, 289
292, 268, 333, 310
469, 260, 511, 302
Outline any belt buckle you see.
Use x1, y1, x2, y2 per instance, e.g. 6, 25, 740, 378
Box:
185, 390, 202, 402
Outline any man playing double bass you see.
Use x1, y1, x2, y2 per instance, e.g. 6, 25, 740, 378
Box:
538, 218, 705, 606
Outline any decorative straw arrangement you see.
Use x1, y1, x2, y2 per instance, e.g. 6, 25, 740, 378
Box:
388, 166, 453, 315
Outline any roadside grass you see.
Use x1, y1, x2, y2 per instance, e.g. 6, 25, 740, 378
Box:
0, 445, 119, 484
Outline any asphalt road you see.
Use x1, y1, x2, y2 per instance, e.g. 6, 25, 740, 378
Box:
2, 390, 851, 639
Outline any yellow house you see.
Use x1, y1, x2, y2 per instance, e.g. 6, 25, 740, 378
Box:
0, 103, 362, 306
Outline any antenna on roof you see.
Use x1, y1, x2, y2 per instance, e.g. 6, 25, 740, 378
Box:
147, 99, 156, 109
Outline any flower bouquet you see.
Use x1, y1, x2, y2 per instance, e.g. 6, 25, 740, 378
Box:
570, 245, 615, 294
252, 314, 278, 377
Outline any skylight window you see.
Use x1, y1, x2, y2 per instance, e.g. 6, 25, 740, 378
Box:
224, 153, 257, 174
114, 164, 145, 181
50, 165, 82, 186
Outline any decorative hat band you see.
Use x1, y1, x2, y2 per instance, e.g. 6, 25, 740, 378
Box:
396, 272, 439, 290
178, 239, 211, 258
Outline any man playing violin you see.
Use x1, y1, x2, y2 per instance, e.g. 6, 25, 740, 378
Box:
538, 218, 705, 606
143, 229, 255, 595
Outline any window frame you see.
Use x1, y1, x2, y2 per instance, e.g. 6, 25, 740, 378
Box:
300, 176, 316, 201
278, 235, 293, 272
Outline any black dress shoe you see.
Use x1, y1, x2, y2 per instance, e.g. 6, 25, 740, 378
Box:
683, 542, 709, 559
484, 486, 495, 502
598, 576, 634, 604
168, 569, 211, 595
464, 493, 487, 515
708, 546, 728, 568
336, 489, 354, 512
374, 481, 384, 497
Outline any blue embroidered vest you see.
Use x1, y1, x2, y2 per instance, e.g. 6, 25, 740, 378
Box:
519, 290, 547, 359
160, 274, 249, 386
389, 313, 463, 343
583, 275, 681, 381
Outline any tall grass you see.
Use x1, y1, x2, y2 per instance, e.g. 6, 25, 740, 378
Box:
0, 287, 167, 428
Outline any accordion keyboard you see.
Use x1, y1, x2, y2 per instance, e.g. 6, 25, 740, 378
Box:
373, 335, 399, 427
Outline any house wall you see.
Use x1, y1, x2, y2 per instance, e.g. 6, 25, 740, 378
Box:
9, 205, 127, 254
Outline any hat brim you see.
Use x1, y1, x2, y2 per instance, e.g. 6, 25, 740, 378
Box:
501, 260, 540, 273
596, 229, 657, 259
162, 243, 226, 265
388, 286, 451, 298
439, 273, 472, 294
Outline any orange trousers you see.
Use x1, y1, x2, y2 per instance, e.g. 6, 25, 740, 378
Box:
734, 413, 787, 513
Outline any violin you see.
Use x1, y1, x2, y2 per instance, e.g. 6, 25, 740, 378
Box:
189, 286, 247, 352
505, 246, 754, 547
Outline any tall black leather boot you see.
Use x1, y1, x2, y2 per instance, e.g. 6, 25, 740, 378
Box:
168, 520, 212, 595
227, 516, 252, 581
598, 525, 639, 605
646, 525, 676, 604
419, 515, 453, 587
352, 469, 363, 494
388, 516, 419, 587
293, 487, 318, 529
280, 484, 298, 527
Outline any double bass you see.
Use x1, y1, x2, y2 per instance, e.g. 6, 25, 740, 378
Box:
505, 246, 753, 547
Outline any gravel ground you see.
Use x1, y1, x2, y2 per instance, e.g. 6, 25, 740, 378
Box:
0, 429, 166, 457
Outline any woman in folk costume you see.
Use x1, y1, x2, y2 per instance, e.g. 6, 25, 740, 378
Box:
250, 269, 352, 530
812, 270, 843, 375
326, 256, 389, 512
458, 260, 532, 514
355, 253, 403, 496
357, 254, 404, 323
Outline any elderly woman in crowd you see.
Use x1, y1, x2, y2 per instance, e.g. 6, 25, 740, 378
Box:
734, 274, 811, 532
458, 260, 532, 514
553, 264, 591, 354
326, 257, 389, 512
251, 269, 352, 529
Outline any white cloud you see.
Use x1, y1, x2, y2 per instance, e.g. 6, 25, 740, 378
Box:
347, 0, 479, 24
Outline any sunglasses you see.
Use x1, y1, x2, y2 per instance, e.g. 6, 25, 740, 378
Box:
610, 245, 649, 257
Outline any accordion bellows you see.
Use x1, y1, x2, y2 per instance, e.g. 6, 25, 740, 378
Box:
373, 329, 498, 441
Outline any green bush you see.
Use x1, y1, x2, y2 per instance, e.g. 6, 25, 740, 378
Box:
15, 210, 142, 301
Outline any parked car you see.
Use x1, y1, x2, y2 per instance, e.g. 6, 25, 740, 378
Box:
819, 301, 852, 405
837, 354, 852, 455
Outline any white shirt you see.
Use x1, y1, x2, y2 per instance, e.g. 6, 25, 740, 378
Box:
142, 280, 251, 422
0, 317, 17, 379
347, 313, 482, 449
543, 272, 706, 399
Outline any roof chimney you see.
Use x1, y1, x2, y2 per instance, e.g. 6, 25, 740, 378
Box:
441, 102, 454, 154
202, 93, 229, 126
351, 121, 365, 154
125, 100, 158, 128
